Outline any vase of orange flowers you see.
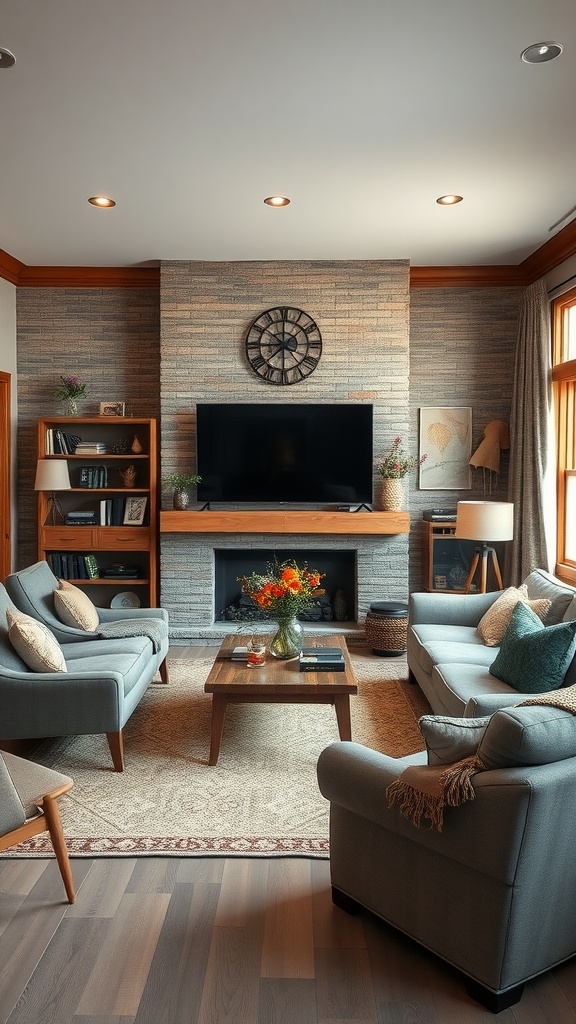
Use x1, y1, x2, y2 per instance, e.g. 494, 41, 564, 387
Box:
239, 559, 324, 659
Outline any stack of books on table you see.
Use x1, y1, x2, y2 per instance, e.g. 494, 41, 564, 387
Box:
298, 646, 345, 672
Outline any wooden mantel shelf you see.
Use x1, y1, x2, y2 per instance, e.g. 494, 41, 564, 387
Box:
160, 510, 410, 535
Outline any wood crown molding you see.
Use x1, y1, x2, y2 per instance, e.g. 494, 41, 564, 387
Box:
0, 249, 25, 286
16, 265, 160, 288
2, 217, 576, 289
409, 265, 528, 288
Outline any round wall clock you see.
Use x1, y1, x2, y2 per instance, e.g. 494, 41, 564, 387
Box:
245, 306, 322, 385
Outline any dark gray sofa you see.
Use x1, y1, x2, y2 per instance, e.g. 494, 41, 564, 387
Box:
407, 569, 576, 716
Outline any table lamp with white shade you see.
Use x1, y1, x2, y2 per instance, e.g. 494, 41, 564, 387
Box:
34, 459, 71, 525
455, 501, 514, 594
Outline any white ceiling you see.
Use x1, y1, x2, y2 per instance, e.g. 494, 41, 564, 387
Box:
1, 0, 576, 269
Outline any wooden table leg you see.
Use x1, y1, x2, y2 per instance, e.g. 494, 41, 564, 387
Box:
334, 695, 352, 741
208, 694, 227, 766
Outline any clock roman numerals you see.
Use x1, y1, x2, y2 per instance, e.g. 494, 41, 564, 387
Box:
246, 306, 322, 385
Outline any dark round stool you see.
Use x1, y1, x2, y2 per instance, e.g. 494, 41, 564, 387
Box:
365, 600, 409, 656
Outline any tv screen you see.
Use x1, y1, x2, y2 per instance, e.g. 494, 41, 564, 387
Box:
196, 403, 373, 505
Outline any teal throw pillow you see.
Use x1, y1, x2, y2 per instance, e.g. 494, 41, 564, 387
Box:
489, 601, 576, 694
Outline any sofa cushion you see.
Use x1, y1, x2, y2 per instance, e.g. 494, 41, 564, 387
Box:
430, 662, 518, 717
419, 714, 490, 765
478, 705, 576, 769
489, 602, 576, 693
54, 580, 100, 631
62, 635, 153, 661
523, 569, 576, 624
409, 626, 496, 680
477, 585, 551, 646
64, 644, 153, 696
6, 609, 67, 673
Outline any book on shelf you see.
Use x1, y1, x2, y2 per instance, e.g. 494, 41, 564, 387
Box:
79, 465, 108, 488
84, 554, 99, 578
45, 428, 82, 455
49, 552, 101, 580
99, 497, 131, 525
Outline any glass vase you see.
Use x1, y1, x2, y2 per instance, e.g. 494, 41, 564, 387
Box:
270, 614, 303, 659
64, 397, 78, 416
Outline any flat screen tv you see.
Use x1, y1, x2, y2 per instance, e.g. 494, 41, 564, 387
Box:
196, 403, 373, 505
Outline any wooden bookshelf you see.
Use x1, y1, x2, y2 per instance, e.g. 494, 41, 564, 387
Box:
37, 417, 158, 606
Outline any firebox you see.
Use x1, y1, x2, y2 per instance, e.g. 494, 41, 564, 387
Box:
214, 548, 357, 623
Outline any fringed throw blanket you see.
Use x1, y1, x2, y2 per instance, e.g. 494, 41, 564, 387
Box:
386, 756, 483, 831
387, 683, 576, 831
98, 618, 167, 654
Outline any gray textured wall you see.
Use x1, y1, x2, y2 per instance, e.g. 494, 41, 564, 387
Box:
15, 287, 160, 570
13, 272, 522, 637
159, 260, 411, 640
409, 286, 521, 591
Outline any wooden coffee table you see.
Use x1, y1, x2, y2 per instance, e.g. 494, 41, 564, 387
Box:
204, 634, 357, 765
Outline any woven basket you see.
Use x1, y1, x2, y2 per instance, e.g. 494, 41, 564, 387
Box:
365, 609, 408, 655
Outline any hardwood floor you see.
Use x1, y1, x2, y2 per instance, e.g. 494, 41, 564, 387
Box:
2, 647, 576, 1022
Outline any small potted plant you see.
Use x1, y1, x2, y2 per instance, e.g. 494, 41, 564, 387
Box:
375, 437, 427, 510
163, 473, 202, 510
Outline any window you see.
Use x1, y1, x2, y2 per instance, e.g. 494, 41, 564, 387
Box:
553, 288, 576, 583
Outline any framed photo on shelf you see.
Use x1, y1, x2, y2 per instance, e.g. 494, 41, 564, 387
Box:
100, 401, 126, 417
123, 496, 147, 526
419, 407, 472, 490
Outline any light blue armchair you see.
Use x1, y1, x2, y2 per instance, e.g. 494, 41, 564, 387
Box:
317, 703, 576, 1012
5, 560, 169, 683
0, 578, 166, 771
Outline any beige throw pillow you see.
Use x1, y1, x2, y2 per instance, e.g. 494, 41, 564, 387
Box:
54, 579, 100, 631
6, 609, 67, 673
478, 585, 551, 647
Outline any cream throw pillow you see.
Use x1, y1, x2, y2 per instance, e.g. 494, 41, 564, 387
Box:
478, 585, 551, 647
6, 609, 67, 673
54, 579, 100, 631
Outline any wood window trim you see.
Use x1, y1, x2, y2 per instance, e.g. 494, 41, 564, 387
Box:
552, 290, 576, 582
0, 371, 11, 582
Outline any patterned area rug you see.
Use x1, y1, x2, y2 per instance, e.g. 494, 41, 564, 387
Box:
11, 648, 430, 857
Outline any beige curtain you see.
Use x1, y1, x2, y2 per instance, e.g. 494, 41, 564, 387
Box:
506, 279, 551, 584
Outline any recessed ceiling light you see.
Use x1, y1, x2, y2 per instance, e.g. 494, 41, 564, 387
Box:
88, 196, 116, 208
0, 48, 16, 69
436, 195, 463, 205
264, 196, 290, 207
521, 41, 563, 64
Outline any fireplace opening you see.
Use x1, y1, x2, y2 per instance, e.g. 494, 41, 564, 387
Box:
215, 548, 357, 623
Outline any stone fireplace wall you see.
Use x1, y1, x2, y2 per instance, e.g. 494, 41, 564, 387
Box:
160, 260, 410, 641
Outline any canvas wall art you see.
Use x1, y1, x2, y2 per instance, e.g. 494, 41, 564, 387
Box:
419, 407, 472, 489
